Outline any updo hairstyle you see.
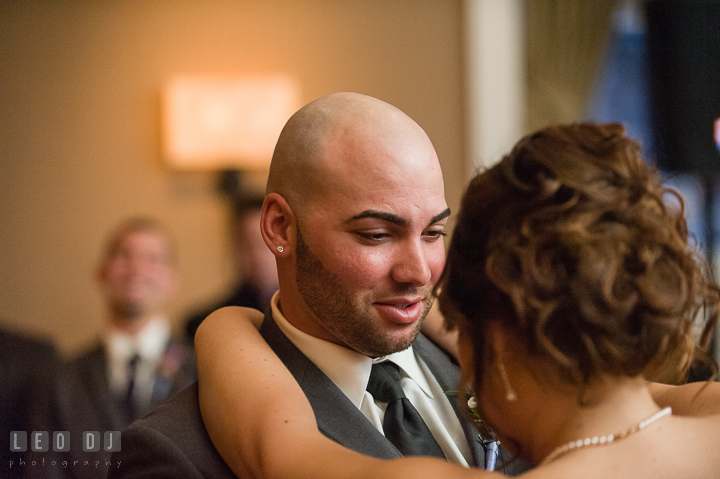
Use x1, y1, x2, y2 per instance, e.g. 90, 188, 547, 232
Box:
439, 123, 719, 387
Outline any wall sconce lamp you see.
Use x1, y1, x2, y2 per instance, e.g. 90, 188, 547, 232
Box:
162, 75, 300, 198
162, 75, 300, 171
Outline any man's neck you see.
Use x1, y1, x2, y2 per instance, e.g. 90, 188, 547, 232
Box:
275, 292, 346, 347
108, 312, 156, 337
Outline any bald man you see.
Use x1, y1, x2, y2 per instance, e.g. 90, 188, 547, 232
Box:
110, 94, 525, 478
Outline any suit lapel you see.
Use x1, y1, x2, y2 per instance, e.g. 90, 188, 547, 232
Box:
77, 338, 196, 430
258, 310, 486, 465
413, 334, 486, 468
78, 344, 130, 432
150, 335, 197, 408
259, 312, 402, 459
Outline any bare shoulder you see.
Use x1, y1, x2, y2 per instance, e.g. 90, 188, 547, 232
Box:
619, 415, 720, 478
674, 414, 720, 455
514, 415, 720, 479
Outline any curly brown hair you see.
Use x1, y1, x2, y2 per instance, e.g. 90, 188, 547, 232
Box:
439, 123, 719, 387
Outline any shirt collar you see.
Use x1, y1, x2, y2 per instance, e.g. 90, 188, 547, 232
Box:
270, 292, 433, 406
104, 316, 170, 364
374, 347, 434, 399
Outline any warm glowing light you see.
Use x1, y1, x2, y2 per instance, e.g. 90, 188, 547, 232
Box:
715, 118, 720, 152
162, 76, 301, 170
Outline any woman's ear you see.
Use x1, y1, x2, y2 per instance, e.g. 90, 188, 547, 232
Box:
261, 193, 294, 257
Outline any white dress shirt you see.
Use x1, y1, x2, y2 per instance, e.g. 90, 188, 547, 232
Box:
271, 293, 472, 465
104, 317, 170, 408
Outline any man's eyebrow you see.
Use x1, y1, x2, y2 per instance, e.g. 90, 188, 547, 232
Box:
344, 210, 408, 226
428, 208, 451, 226
344, 207, 451, 227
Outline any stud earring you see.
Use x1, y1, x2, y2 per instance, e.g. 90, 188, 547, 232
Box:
497, 359, 517, 402
276, 246, 284, 253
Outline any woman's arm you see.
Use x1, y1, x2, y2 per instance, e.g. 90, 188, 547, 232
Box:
195, 306, 485, 479
648, 381, 720, 416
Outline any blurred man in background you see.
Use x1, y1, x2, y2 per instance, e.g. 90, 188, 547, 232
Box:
46, 217, 196, 478
185, 197, 279, 341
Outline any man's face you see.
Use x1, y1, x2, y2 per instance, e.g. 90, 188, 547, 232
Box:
99, 230, 176, 320
291, 140, 449, 357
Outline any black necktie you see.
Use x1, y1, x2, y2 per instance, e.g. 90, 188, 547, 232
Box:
366, 362, 445, 458
123, 354, 141, 420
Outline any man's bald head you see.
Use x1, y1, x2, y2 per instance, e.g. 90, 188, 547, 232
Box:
267, 92, 441, 213
262, 92, 448, 355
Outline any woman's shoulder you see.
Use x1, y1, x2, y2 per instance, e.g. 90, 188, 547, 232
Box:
669, 414, 720, 451
611, 415, 720, 479
519, 415, 720, 479
653, 414, 720, 478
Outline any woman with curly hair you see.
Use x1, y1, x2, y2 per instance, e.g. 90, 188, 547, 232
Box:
196, 123, 720, 478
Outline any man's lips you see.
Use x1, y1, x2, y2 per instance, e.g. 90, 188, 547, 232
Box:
374, 298, 424, 324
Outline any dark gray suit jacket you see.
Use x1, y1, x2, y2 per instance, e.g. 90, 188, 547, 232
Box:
110, 313, 525, 478
44, 337, 197, 479
1, 328, 57, 479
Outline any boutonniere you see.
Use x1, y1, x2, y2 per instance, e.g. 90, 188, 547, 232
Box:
445, 390, 498, 446
152, 343, 186, 402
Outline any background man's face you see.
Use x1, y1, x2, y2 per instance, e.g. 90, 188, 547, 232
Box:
99, 230, 176, 320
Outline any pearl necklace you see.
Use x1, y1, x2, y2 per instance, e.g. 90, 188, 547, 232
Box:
540, 407, 672, 465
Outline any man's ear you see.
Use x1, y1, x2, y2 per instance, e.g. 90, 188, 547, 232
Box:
261, 192, 294, 257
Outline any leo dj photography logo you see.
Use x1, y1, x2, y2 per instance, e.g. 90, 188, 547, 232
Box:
8, 431, 121, 473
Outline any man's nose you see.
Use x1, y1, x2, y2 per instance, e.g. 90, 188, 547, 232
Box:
390, 240, 432, 286
127, 255, 152, 276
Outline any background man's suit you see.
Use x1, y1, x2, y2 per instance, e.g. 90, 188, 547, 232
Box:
45, 337, 196, 479
110, 312, 524, 478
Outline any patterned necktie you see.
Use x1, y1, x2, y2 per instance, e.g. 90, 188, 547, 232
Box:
366, 361, 445, 458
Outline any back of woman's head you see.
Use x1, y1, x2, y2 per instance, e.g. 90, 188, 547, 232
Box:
440, 122, 719, 386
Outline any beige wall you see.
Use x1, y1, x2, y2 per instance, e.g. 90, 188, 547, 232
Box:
0, 1, 465, 354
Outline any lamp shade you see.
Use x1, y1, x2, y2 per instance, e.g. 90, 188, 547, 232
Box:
162, 75, 300, 170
